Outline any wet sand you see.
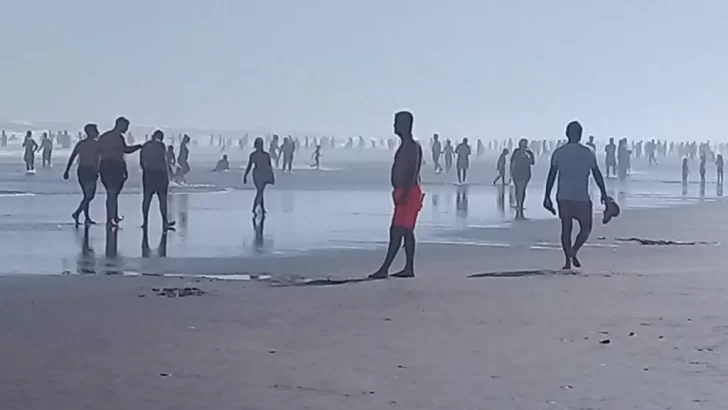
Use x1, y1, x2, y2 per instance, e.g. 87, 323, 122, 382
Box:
2, 147, 728, 408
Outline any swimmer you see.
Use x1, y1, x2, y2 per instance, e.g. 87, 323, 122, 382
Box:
97, 117, 142, 228
369, 111, 423, 279
64, 123, 101, 225
140, 130, 176, 231
243, 137, 275, 215
213, 154, 230, 172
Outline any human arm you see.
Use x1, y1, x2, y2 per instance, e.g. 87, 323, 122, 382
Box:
591, 156, 608, 203
243, 153, 254, 183
63, 143, 80, 180
121, 135, 142, 154
543, 155, 558, 215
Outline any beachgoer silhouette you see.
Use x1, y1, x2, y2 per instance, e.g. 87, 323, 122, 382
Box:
22, 131, 38, 172
64, 123, 101, 225
311, 144, 322, 169
213, 154, 230, 172
543, 121, 608, 270
493, 148, 509, 186
586, 135, 596, 151
431, 133, 443, 173
176, 134, 191, 184
98, 117, 142, 228
443, 139, 454, 172
716, 154, 724, 186
269, 135, 280, 168
40, 132, 53, 167
455, 138, 471, 184
369, 111, 423, 279
243, 137, 275, 215
0, 130, 6, 147
699, 153, 707, 185
281, 136, 295, 173
140, 130, 176, 231
166, 145, 176, 179
510, 138, 535, 220
605, 137, 616, 178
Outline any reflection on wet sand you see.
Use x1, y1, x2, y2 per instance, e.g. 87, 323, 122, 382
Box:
103, 226, 122, 274
76, 224, 95, 274
700, 181, 706, 200
142, 228, 169, 258
253, 215, 266, 252
177, 193, 189, 240
496, 185, 506, 217
456, 185, 469, 218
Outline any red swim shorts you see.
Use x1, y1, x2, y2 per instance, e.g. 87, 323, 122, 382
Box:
392, 185, 423, 230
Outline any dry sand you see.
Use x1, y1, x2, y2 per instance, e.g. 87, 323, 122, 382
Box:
2, 199, 728, 409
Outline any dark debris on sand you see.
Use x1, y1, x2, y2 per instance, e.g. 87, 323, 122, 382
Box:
616, 237, 718, 246
152, 287, 207, 298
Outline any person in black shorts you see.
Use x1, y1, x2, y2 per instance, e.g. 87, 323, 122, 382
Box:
140, 130, 176, 231
97, 117, 142, 228
544, 121, 608, 270
64, 123, 101, 225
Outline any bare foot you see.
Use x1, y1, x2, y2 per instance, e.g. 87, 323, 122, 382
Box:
391, 269, 415, 278
71, 212, 80, 226
571, 255, 581, 268
85, 219, 96, 225
368, 270, 388, 280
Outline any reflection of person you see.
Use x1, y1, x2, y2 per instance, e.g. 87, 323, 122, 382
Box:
543, 121, 608, 270
243, 137, 275, 215
510, 139, 535, 220
370, 111, 423, 279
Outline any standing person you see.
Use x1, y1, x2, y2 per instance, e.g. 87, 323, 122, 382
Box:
1, 130, 6, 147
543, 121, 608, 270
716, 154, 724, 186
369, 111, 423, 279
510, 139, 535, 220
140, 130, 176, 231
176, 134, 191, 184
40, 132, 53, 167
98, 117, 142, 228
682, 156, 690, 186
431, 133, 442, 173
243, 137, 275, 215
586, 135, 596, 151
311, 144, 322, 169
281, 136, 295, 173
166, 145, 176, 180
455, 137, 471, 184
699, 154, 707, 185
492, 148, 509, 185
22, 131, 39, 173
63, 123, 100, 225
443, 139, 454, 172
605, 137, 617, 178
269, 134, 280, 168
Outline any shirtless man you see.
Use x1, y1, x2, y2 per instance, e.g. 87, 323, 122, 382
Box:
98, 117, 142, 228
370, 111, 423, 279
140, 130, 175, 231
543, 121, 608, 270
64, 123, 101, 225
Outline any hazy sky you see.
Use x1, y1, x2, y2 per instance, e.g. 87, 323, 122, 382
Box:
2, 1, 727, 139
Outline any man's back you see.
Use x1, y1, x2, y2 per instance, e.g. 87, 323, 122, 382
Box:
98, 130, 124, 161
551, 143, 597, 202
140, 140, 167, 172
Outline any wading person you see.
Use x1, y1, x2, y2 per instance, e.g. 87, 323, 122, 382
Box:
140, 130, 176, 231
543, 121, 608, 270
243, 137, 275, 215
510, 138, 534, 220
63, 123, 101, 225
369, 111, 423, 279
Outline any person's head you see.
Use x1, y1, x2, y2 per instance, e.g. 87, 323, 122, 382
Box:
25, 130, 32, 138
167, 144, 174, 151
588, 135, 594, 142
84, 123, 99, 139
42, 132, 48, 138
518, 138, 528, 149
446, 139, 451, 145
272, 134, 279, 141
152, 130, 164, 141
393, 111, 414, 139
433, 133, 439, 141
254, 137, 264, 150
565, 121, 582, 143
183, 134, 191, 144
463, 137, 469, 144
502, 148, 509, 155
609, 137, 614, 144
222, 154, 228, 161
114, 116, 130, 133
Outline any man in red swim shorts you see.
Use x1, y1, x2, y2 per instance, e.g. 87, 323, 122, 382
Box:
369, 111, 423, 279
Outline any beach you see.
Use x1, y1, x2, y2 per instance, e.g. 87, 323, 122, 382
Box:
1, 145, 727, 409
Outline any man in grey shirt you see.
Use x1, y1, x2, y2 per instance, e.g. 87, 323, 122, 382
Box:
543, 121, 608, 270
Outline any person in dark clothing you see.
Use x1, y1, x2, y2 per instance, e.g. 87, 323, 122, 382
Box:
510, 139, 535, 220
22, 130, 38, 172
493, 148, 509, 185
140, 130, 175, 231
176, 134, 191, 184
243, 137, 275, 215
40, 132, 53, 167
455, 138, 471, 184
431, 133, 442, 173
64, 123, 100, 225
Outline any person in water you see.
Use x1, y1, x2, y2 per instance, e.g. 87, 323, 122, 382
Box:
510, 139, 535, 220
716, 154, 724, 186
699, 154, 707, 185
213, 154, 230, 172
543, 121, 608, 270
40, 132, 53, 167
22, 131, 39, 172
243, 137, 275, 215
281, 136, 295, 173
176, 134, 191, 184
140, 130, 176, 231
443, 139, 454, 172
98, 117, 142, 228
311, 144, 322, 169
64, 123, 101, 225
369, 111, 423, 279
455, 137, 471, 184
431, 133, 443, 173
493, 148, 509, 185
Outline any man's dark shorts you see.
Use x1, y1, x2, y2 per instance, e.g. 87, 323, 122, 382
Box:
77, 166, 98, 186
557, 199, 593, 226
99, 160, 125, 193
143, 170, 169, 196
